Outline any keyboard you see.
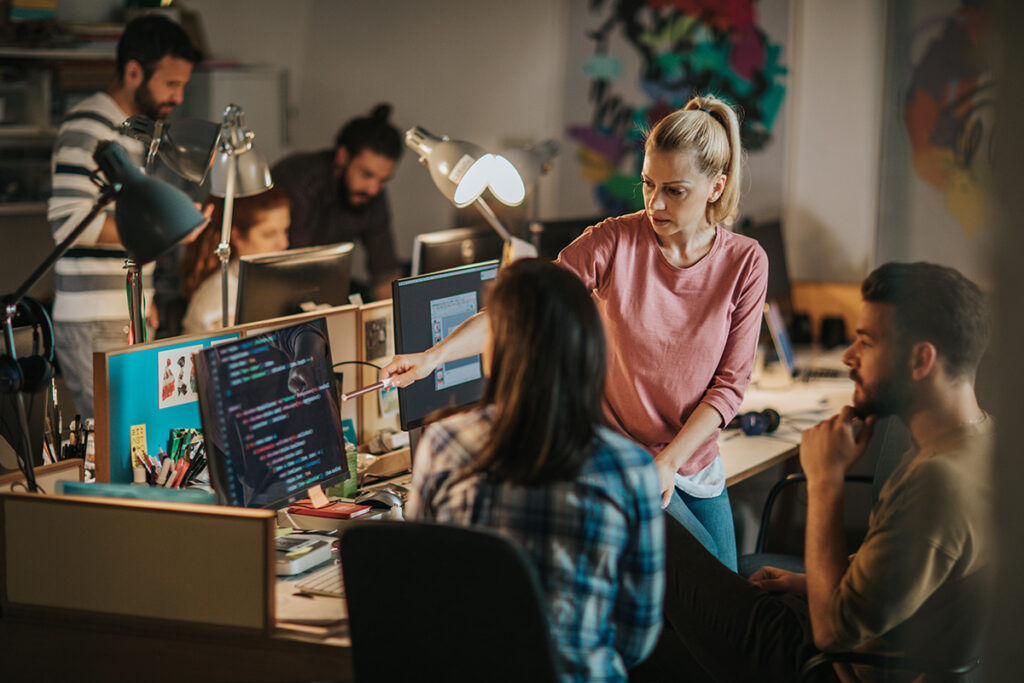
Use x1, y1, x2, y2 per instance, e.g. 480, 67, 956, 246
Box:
798, 367, 845, 381
295, 561, 345, 598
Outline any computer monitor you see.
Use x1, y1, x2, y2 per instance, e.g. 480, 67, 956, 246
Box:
411, 226, 504, 276
736, 219, 792, 314
235, 242, 354, 325
392, 260, 500, 431
195, 317, 349, 508
528, 216, 600, 260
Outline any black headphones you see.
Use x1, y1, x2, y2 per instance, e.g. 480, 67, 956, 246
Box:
0, 296, 55, 395
726, 408, 781, 436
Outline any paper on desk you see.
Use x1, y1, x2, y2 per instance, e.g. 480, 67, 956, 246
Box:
275, 579, 347, 625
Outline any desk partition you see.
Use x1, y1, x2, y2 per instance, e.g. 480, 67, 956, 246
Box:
94, 305, 361, 483
0, 492, 275, 633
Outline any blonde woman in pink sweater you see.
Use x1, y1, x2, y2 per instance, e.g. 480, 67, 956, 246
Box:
385, 95, 768, 571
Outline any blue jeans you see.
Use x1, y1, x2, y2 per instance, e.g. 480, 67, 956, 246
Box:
665, 486, 738, 571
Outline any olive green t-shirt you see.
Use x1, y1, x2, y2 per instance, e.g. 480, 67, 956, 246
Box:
830, 416, 993, 677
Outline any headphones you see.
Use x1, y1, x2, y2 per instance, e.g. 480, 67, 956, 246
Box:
726, 408, 781, 436
0, 296, 55, 395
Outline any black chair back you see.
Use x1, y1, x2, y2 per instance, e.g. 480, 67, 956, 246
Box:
341, 521, 562, 683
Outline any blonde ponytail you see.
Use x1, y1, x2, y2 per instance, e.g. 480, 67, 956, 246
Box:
645, 94, 743, 225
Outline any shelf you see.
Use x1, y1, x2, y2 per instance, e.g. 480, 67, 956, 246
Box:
0, 125, 57, 139
0, 202, 46, 216
0, 47, 115, 61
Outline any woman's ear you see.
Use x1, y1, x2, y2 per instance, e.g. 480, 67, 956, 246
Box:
709, 173, 727, 203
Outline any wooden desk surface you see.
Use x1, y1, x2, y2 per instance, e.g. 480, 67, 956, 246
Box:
720, 377, 853, 486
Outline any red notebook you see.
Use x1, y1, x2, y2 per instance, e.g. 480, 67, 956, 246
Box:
287, 499, 372, 519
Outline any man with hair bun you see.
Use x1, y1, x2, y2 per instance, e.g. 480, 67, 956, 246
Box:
271, 104, 403, 300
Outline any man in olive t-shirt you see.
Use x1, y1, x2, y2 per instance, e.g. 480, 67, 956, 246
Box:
631, 262, 992, 683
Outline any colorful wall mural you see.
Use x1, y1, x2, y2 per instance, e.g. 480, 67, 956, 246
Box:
569, 0, 788, 215
903, 1, 992, 237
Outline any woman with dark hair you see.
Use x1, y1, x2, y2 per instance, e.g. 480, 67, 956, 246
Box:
180, 186, 290, 333
405, 259, 664, 683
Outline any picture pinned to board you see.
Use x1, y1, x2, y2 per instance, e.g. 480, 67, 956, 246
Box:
157, 344, 202, 409
361, 303, 398, 419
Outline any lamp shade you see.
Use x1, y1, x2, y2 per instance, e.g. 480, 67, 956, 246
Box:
208, 146, 273, 198
208, 104, 273, 198
490, 139, 560, 206
121, 115, 222, 184
93, 141, 207, 264
406, 126, 494, 207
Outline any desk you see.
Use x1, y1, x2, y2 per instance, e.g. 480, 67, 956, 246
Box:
720, 378, 853, 486
0, 614, 352, 682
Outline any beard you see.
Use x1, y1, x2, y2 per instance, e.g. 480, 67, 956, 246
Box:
336, 168, 372, 212
850, 362, 914, 419
134, 81, 175, 120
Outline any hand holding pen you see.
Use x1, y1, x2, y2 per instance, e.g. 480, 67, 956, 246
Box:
341, 377, 395, 402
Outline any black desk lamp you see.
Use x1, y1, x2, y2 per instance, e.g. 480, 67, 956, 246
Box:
120, 115, 221, 342
0, 141, 206, 493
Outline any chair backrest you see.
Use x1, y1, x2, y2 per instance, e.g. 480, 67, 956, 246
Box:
340, 521, 562, 683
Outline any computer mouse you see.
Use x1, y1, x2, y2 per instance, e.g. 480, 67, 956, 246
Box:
354, 488, 403, 510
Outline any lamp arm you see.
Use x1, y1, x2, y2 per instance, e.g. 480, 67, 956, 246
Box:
2, 182, 115, 493
473, 197, 513, 242
11, 186, 116, 306
219, 153, 238, 328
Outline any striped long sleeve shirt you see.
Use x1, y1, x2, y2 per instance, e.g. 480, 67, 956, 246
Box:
47, 91, 153, 322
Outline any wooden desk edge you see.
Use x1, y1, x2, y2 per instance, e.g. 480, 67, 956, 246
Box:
725, 445, 799, 488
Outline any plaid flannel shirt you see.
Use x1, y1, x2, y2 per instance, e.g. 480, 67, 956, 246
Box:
406, 406, 664, 682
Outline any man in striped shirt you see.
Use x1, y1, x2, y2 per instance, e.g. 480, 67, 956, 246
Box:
47, 15, 201, 419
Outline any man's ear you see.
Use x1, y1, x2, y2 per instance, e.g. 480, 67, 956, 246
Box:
909, 341, 938, 380
334, 146, 349, 168
122, 60, 145, 89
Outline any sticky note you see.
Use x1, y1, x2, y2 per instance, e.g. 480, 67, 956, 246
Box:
308, 485, 330, 509
130, 424, 147, 468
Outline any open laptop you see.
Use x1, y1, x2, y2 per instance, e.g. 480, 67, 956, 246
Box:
763, 301, 847, 381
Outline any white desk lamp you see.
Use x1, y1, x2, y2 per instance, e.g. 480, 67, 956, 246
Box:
405, 127, 559, 264
208, 105, 274, 328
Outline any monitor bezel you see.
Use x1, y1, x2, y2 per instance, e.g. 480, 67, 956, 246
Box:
410, 226, 504, 276
196, 317, 350, 509
392, 259, 500, 431
235, 242, 354, 325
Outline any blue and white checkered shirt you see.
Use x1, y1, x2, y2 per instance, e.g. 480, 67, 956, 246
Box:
406, 406, 665, 682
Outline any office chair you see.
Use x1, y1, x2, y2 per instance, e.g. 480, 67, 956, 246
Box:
340, 521, 562, 683
798, 650, 982, 682
737, 416, 912, 578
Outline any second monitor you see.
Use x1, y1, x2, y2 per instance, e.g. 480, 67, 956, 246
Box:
392, 260, 500, 431
235, 242, 354, 325
411, 226, 504, 276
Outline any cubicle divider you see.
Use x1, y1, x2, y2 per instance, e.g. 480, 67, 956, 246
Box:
93, 304, 363, 483
0, 491, 276, 633
356, 300, 401, 447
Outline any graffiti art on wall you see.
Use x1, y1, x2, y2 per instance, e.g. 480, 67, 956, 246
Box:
904, 1, 993, 237
569, 0, 787, 215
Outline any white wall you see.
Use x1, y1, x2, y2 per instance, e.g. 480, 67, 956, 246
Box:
57, 0, 891, 284
783, 0, 886, 282
189, 0, 569, 273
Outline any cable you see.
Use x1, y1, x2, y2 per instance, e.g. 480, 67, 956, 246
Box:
333, 360, 382, 371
